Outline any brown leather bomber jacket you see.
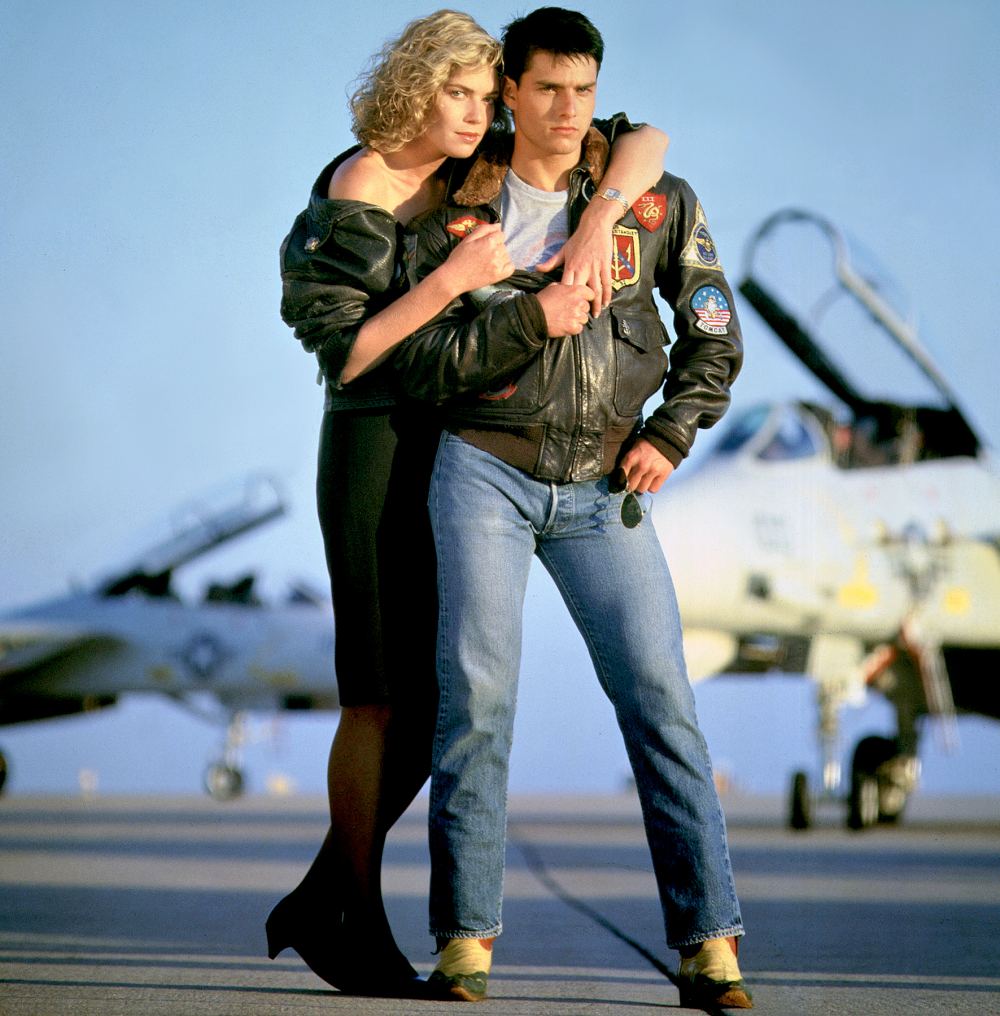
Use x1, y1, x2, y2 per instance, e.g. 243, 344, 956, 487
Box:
392, 129, 744, 483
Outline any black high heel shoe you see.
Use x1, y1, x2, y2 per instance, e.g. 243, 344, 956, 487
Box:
265, 888, 426, 997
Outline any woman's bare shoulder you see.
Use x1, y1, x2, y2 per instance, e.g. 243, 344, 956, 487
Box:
327, 149, 390, 207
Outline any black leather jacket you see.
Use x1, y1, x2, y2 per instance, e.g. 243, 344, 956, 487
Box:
393, 131, 743, 482
279, 146, 405, 410
278, 117, 639, 413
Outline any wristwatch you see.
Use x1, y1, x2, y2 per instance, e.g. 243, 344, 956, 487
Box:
598, 187, 630, 214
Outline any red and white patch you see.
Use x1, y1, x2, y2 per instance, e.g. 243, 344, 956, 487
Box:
446, 215, 490, 238
478, 382, 518, 401
632, 192, 667, 232
610, 225, 640, 290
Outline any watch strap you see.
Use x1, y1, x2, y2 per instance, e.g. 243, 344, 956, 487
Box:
598, 187, 630, 214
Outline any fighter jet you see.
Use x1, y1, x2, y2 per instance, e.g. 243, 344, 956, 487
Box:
0, 476, 336, 799
655, 209, 1000, 830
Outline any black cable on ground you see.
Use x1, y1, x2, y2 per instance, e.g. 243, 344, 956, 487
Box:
511, 832, 680, 988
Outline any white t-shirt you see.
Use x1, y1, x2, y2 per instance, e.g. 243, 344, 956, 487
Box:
500, 170, 570, 270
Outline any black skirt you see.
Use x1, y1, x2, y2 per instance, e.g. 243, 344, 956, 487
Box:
316, 406, 440, 707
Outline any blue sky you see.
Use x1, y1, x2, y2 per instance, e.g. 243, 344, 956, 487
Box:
2, 0, 999, 797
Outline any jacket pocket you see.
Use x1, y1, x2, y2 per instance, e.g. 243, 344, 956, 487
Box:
456, 355, 543, 418
610, 308, 670, 416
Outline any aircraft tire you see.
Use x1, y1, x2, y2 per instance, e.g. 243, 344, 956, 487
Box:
0, 750, 7, 797
789, 770, 811, 830
848, 772, 880, 830
204, 763, 244, 801
847, 735, 897, 830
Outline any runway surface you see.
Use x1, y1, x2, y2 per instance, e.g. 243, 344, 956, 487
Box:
2, 791, 999, 1015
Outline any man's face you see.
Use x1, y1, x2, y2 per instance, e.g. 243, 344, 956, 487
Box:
503, 50, 598, 162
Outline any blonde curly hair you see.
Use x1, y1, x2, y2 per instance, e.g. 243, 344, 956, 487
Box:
350, 10, 502, 153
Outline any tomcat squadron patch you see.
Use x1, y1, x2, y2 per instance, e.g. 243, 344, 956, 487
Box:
691, 285, 732, 334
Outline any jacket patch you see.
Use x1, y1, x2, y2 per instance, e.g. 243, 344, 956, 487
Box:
478, 382, 518, 401
447, 215, 489, 238
679, 202, 724, 272
691, 285, 731, 335
611, 225, 641, 291
632, 192, 667, 232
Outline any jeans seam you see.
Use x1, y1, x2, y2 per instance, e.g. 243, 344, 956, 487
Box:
428, 440, 454, 936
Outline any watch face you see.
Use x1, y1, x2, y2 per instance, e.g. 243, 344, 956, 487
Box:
601, 188, 629, 212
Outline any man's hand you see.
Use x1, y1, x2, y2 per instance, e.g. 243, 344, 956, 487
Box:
536, 198, 618, 316
535, 282, 596, 337
619, 438, 674, 494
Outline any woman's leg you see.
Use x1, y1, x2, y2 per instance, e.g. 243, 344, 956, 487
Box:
268, 409, 422, 992
317, 408, 400, 914
324, 703, 392, 903
374, 409, 443, 827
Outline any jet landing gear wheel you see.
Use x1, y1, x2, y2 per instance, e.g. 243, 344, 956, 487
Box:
789, 770, 812, 830
203, 711, 248, 801
848, 766, 880, 830
204, 762, 244, 801
847, 735, 908, 830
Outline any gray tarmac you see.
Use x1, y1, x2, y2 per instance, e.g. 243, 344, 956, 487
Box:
1, 791, 999, 1016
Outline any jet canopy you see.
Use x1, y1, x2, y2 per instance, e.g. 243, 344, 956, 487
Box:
738, 209, 981, 463
713, 403, 827, 463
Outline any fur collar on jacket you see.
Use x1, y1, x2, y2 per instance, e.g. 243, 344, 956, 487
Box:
453, 127, 610, 207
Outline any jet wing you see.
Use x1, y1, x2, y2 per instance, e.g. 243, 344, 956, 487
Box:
738, 208, 981, 457
0, 625, 119, 678
97, 474, 286, 596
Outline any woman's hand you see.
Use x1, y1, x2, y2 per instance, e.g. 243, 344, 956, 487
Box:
536, 197, 620, 316
436, 223, 515, 297
537, 125, 670, 316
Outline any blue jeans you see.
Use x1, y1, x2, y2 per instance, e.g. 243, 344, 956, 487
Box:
427, 433, 743, 948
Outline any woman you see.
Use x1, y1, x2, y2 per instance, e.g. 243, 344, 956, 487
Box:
267, 9, 668, 998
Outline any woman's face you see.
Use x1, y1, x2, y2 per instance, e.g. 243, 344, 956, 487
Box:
422, 64, 498, 158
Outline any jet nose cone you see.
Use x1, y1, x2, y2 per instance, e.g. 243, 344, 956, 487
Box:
651, 468, 746, 626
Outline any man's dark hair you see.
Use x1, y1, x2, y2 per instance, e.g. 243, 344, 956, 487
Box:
501, 7, 604, 84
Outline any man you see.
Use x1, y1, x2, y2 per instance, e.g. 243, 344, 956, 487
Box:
394, 7, 751, 1008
